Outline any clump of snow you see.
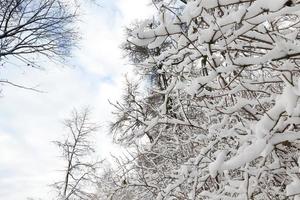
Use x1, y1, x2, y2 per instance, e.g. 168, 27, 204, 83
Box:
222, 139, 266, 170
209, 151, 226, 178
287, 176, 300, 196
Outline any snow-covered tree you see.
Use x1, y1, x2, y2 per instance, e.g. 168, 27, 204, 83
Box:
104, 0, 300, 199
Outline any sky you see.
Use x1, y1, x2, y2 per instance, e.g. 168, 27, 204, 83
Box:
0, 0, 154, 199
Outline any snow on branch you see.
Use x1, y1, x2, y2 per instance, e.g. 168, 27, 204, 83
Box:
104, 0, 300, 199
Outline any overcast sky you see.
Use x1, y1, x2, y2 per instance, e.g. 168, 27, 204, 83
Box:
0, 1, 153, 199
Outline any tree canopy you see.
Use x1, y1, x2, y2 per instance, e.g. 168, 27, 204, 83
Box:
0, 0, 77, 91
99, 0, 300, 199
0, 0, 77, 65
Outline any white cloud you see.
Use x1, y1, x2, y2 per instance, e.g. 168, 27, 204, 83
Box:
74, 0, 154, 77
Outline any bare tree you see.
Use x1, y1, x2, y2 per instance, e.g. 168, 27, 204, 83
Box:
0, 0, 77, 90
0, 0, 77, 64
53, 108, 102, 200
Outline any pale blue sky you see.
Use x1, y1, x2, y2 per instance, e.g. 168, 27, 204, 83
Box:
0, 1, 153, 199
